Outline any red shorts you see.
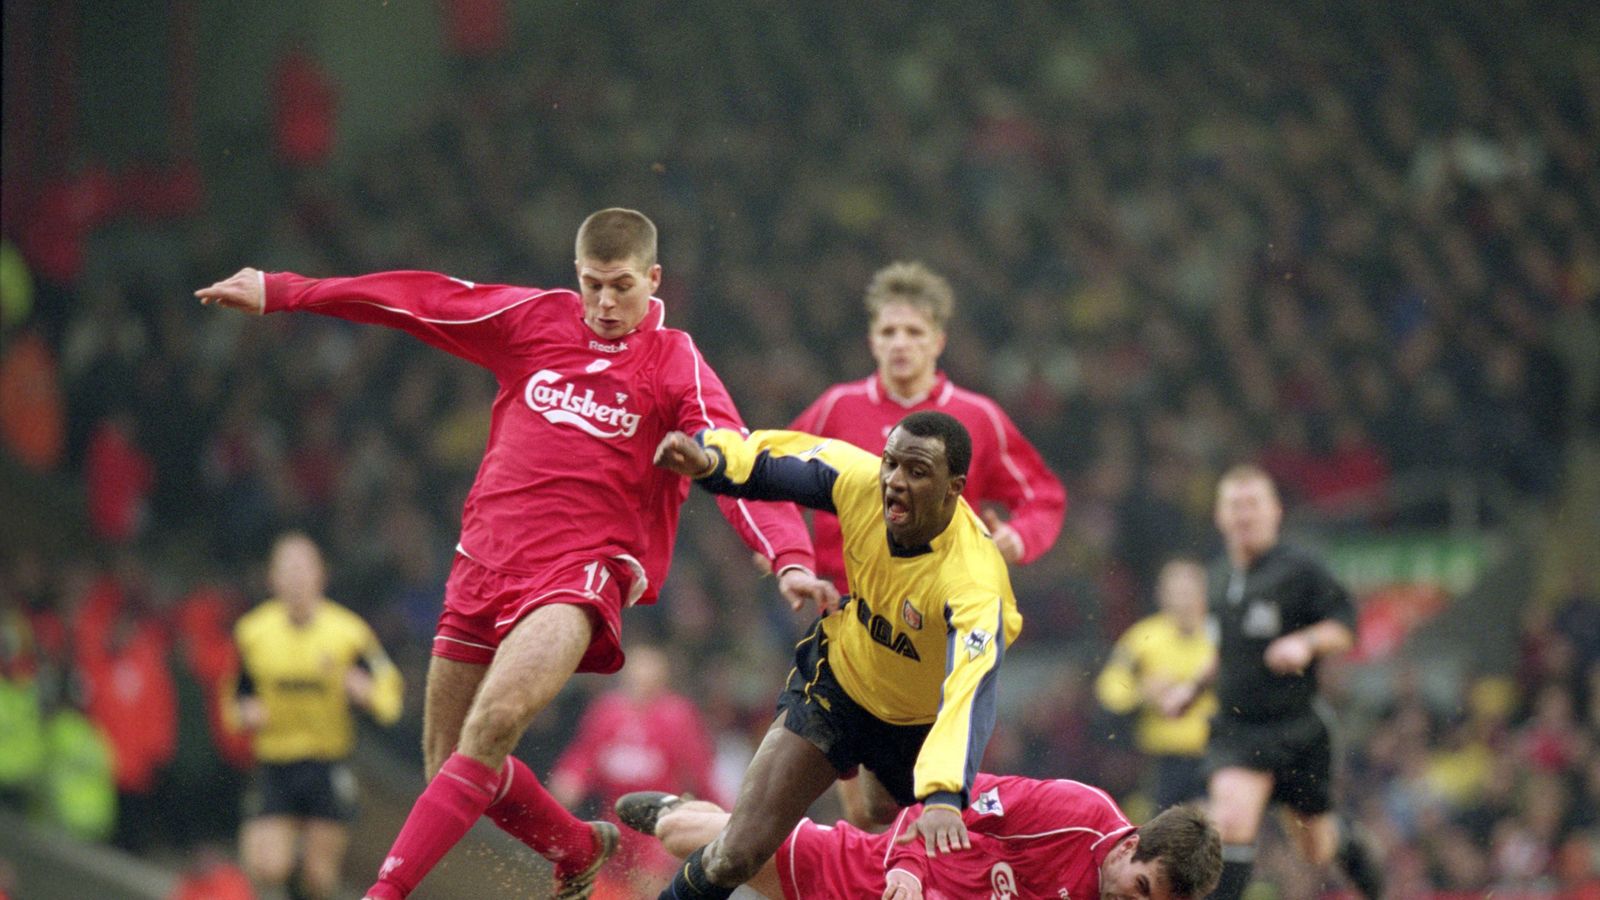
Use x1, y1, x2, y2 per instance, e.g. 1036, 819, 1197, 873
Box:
431, 552, 642, 674
774, 817, 889, 900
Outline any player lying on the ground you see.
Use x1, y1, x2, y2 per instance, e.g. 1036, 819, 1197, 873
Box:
616, 772, 1221, 900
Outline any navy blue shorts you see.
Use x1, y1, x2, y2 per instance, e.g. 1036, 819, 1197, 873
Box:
776, 616, 932, 807
243, 760, 359, 823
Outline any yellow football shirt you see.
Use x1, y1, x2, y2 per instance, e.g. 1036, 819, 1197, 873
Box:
699, 428, 1022, 803
231, 599, 403, 763
1094, 612, 1216, 757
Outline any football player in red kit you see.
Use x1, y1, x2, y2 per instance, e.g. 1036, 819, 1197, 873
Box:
196, 208, 836, 900
621, 773, 1220, 900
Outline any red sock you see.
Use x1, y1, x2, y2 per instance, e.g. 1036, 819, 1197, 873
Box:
366, 753, 500, 899
485, 755, 598, 875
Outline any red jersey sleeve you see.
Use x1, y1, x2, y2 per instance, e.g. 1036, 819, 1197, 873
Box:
660, 331, 815, 574
263, 270, 555, 381
883, 807, 932, 885
965, 397, 1066, 565
787, 386, 842, 434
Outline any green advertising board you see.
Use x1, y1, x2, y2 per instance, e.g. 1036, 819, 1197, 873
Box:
1322, 533, 1490, 597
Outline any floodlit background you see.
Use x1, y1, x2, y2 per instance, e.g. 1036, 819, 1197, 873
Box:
2, 0, 1598, 897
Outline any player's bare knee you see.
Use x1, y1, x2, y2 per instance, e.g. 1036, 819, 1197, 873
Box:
299, 864, 340, 900
460, 698, 531, 760
1212, 811, 1260, 846
244, 855, 292, 886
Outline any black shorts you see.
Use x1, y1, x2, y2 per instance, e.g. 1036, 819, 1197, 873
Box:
1204, 707, 1334, 815
243, 759, 359, 823
776, 617, 932, 807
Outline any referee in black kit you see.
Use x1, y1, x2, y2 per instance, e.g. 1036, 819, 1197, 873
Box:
1162, 465, 1383, 899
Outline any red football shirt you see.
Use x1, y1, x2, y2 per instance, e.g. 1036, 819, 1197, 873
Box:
778, 774, 1134, 900
790, 373, 1065, 589
264, 271, 814, 602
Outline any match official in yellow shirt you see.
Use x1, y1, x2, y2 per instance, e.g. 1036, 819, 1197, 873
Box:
230, 532, 403, 900
652, 410, 1020, 900
1095, 557, 1216, 809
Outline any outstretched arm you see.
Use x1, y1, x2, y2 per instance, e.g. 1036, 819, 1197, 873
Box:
662, 334, 833, 611
196, 267, 544, 376
654, 428, 867, 511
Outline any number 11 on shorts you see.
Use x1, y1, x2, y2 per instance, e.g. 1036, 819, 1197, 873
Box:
583, 560, 612, 595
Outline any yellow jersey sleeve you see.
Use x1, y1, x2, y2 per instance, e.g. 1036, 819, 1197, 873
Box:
1094, 620, 1153, 715
698, 428, 878, 512
348, 613, 405, 726
911, 583, 1011, 805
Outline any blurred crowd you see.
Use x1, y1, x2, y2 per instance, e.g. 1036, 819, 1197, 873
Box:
3, 0, 1599, 896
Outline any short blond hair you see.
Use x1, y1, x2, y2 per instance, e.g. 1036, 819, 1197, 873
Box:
864, 262, 954, 329
576, 208, 658, 267
1216, 463, 1278, 498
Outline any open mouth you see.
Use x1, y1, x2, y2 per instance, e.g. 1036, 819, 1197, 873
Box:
884, 496, 909, 525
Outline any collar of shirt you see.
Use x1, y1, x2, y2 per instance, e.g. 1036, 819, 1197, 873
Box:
868, 371, 951, 408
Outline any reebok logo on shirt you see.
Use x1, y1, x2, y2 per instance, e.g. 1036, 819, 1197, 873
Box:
524, 369, 642, 439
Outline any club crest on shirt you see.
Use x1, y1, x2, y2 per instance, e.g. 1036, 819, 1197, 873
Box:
901, 598, 923, 630
964, 628, 994, 660
972, 786, 1003, 816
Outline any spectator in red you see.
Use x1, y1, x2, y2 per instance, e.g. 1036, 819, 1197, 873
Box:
551, 644, 720, 898
0, 329, 65, 472
439, 0, 510, 59
168, 844, 255, 900
84, 412, 154, 545
272, 45, 338, 168
74, 562, 178, 852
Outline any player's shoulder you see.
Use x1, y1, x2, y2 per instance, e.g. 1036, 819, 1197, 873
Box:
952, 504, 1009, 565
1044, 778, 1128, 823
1122, 614, 1168, 645
940, 382, 1012, 423
644, 325, 714, 367
818, 378, 874, 405
319, 600, 374, 632
1264, 543, 1339, 582
236, 600, 282, 632
478, 281, 579, 311
1279, 542, 1333, 570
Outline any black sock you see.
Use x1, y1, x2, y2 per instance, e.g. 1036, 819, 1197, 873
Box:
1336, 819, 1385, 899
1210, 845, 1256, 900
658, 847, 736, 900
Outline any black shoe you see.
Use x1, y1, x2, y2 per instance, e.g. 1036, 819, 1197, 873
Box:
615, 791, 685, 836
1337, 819, 1385, 900
553, 821, 620, 900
